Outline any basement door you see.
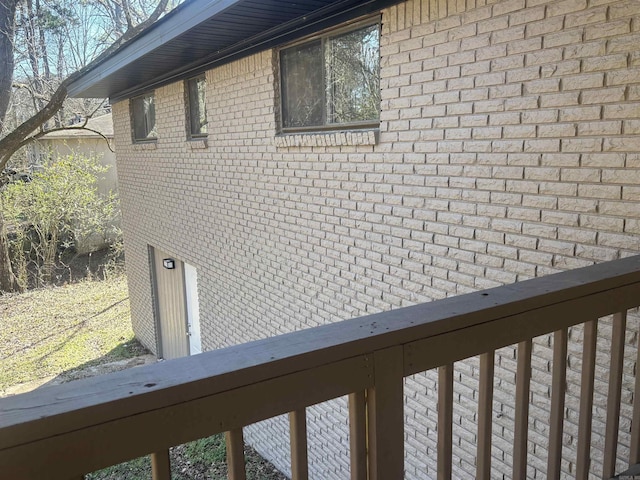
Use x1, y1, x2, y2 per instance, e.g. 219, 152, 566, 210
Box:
151, 247, 202, 359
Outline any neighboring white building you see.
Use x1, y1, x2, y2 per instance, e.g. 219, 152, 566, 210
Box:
67, 0, 640, 478
30, 113, 118, 253
30, 113, 117, 197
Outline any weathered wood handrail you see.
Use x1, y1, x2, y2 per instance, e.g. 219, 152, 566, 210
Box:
2, 256, 640, 479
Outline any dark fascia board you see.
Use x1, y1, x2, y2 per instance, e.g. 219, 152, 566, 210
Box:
68, 0, 403, 101
67, 0, 241, 98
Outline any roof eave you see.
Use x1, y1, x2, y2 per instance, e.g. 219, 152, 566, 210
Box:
68, 0, 402, 101
67, 0, 241, 98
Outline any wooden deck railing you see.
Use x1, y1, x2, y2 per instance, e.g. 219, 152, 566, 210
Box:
2, 256, 640, 479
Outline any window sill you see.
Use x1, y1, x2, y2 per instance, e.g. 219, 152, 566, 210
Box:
275, 129, 378, 148
132, 142, 157, 151
188, 139, 208, 149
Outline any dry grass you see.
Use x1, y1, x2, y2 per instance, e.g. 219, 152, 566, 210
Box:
0, 274, 145, 391
1, 275, 287, 479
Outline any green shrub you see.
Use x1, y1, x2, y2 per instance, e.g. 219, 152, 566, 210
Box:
1, 153, 120, 289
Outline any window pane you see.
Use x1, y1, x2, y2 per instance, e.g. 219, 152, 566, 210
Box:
326, 24, 380, 125
281, 40, 323, 128
132, 97, 145, 140
188, 77, 207, 136
144, 95, 156, 139
133, 93, 156, 141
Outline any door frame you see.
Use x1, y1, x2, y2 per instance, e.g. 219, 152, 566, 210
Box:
184, 263, 202, 355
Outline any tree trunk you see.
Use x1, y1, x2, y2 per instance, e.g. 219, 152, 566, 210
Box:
42, 226, 57, 284
0, 0, 18, 135
56, 38, 65, 127
35, 0, 51, 83
24, 0, 45, 112
0, 216, 16, 293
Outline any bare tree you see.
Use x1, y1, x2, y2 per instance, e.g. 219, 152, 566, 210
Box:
0, 0, 171, 171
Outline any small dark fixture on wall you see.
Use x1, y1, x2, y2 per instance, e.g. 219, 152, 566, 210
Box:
163, 258, 175, 270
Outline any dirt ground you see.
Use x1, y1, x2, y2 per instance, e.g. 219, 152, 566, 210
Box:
1, 353, 156, 397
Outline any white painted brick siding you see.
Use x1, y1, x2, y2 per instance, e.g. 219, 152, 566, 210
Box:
112, 0, 640, 478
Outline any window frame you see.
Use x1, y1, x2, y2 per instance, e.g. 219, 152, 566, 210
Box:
278, 17, 381, 134
185, 75, 208, 139
130, 91, 157, 143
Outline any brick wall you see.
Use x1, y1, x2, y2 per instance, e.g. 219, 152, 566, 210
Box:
112, 0, 640, 477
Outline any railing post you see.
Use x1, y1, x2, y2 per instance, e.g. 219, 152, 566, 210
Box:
225, 429, 246, 480
151, 450, 171, 480
438, 363, 453, 480
349, 391, 367, 480
603, 312, 626, 478
513, 339, 532, 479
289, 409, 308, 480
576, 320, 598, 479
366, 346, 404, 480
632, 319, 640, 465
548, 328, 568, 480
476, 351, 494, 480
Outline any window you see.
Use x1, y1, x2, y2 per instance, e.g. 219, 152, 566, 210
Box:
186, 76, 208, 138
280, 20, 380, 131
131, 92, 157, 142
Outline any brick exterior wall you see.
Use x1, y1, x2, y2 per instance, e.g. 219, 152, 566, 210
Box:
112, 0, 640, 477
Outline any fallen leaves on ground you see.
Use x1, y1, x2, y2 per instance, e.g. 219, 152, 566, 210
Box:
0, 275, 145, 390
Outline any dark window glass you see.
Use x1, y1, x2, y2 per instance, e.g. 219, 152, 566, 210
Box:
188, 76, 208, 137
281, 40, 323, 129
280, 22, 380, 130
132, 93, 156, 141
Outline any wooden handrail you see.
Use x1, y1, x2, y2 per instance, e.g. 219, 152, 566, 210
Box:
2, 255, 640, 479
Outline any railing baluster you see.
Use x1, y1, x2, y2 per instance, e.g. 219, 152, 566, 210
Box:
151, 450, 171, 480
548, 328, 568, 480
576, 319, 598, 479
438, 363, 453, 480
348, 391, 367, 480
476, 351, 494, 480
289, 409, 308, 480
632, 317, 640, 465
225, 429, 246, 480
603, 312, 627, 478
367, 346, 404, 480
513, 339, 532, 479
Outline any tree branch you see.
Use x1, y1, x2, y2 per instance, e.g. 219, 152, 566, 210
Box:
0, 76, 71, 170
12, 82, 50, 101
119, 0, 169, 42
29, 125, 115, 153
121, 0, 134, 31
